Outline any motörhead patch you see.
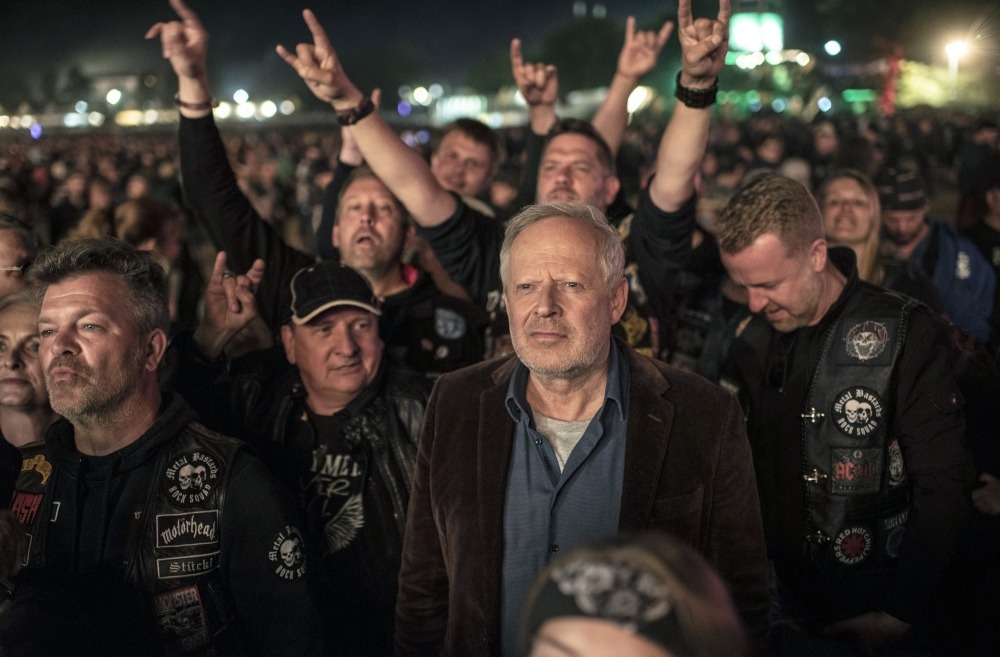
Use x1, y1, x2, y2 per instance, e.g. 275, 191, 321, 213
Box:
831, 387, 885, 438
829, 448, 882, 494
833, 525, 873, 565
268, 525, 307, 581
887, 440, 907, 488
164, 451, 221, 507
152, 585, 210, 653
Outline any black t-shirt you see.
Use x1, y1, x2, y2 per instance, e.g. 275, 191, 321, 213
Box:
292, 406, 398, 657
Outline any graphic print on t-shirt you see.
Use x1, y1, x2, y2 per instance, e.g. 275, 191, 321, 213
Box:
305, 442, 365, 554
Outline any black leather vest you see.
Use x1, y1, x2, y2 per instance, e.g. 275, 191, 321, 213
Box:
798, 292, 916, 572
22, 424, 244, 656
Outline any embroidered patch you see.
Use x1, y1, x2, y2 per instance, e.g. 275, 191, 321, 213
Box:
152, 585, 210, 652
844, 321, 889, 362
156, 552, 219, 579
882, 511, 908, 558
165, 451, 221, 506
887, 440, 907, 488
831, 387, 885, 438
20, 453, 52, 486
434, 307, 467, 340
955, 251, 971, 280
268, 525, 307, 581
10, 491, 43, 525
830, 449, 881, 494
156, 511, 219, 548
833, 526, 873, 565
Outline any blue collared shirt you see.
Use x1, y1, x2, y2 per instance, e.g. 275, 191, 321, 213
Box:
500, 340, 630, 657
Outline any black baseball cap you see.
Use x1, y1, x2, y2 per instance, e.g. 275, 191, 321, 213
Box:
289, 262, 381, 325
876, 168, 927, 212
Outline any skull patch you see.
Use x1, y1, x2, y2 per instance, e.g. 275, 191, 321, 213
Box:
831, 387, 885, 438
845, 321, 889, 362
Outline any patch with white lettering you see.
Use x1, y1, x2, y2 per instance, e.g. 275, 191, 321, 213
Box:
164, 451, 221, 506
10, 491, 43, 525
831, 387, 885, 438
155, 511, 219, 548
434, 307, 466, 340
156, 552, 220, 580
833, 525, 873, 565
881, 510, 908, 558
151, 585, 210, 652
844, 320, 889, 362
830, 449, 881, 494
268, 525, 307, 581
887, 440, 907, 488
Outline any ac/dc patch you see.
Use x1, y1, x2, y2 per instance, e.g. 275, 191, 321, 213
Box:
831, 387, 885, 438
830, 448, 882, 494
152, 585, 210, 652
833, 525, 873, 566
164, 451, 221, 506
268, 525, 307, 581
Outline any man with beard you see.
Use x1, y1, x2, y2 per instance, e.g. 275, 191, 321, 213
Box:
877, 167, 995, 345
1, 237, 322, 656
714, 174, 974, 655
151, 0, 487, 378
276, 0, 723, 359
394, 203, 769, 657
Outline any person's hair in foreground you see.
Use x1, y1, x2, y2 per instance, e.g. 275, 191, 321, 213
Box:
715, 173, 824, 255
25, 236, 169, 337
499, 203, 625, 294
520, 532, 748, 657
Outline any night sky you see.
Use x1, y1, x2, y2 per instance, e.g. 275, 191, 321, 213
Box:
1, 0, 994, 105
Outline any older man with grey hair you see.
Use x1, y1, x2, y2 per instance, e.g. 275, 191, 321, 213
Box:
395, 203, 768, 657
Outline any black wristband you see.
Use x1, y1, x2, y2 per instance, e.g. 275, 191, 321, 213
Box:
674, 72, 718, 109
336, 96, 375, 126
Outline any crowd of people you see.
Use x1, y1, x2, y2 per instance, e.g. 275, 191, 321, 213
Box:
0, 0, 997, 655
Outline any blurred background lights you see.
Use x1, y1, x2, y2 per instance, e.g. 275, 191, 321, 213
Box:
259, 100, 277, 118
233, 89, 249, 104
106, 89, 122, 105
412, 86, 431, 105
824, 40, 841, 56
279, 100, 295, 115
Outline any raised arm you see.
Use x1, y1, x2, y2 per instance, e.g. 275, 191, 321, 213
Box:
510, 39, 559, 137
591, 16, 673, 157
145, 0, 213, 118
277, 10, 456, 228
193, 252, 265, 360
648, 0, 729, 212
148, 0, 313, 332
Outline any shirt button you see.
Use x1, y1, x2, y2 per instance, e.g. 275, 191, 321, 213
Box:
549, 544, 559, 553
534, 438, 542, 445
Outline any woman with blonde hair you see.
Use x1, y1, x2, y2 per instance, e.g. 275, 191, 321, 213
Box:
817, 169, 942, 311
